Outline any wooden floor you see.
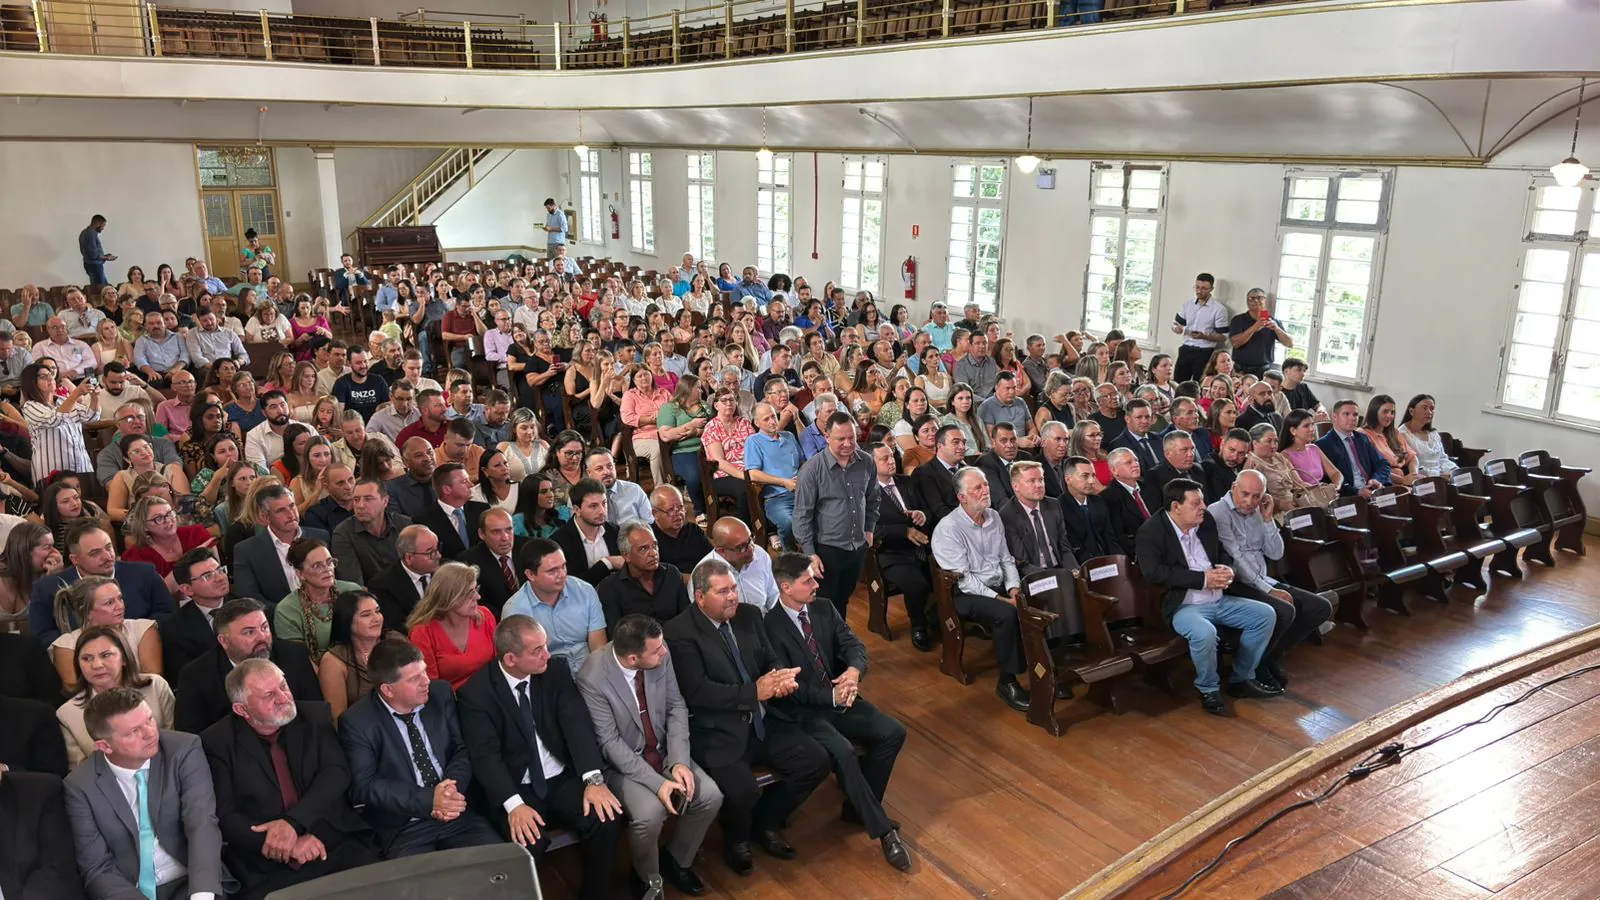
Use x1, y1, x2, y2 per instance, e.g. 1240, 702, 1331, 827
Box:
533, 539, 1600, 900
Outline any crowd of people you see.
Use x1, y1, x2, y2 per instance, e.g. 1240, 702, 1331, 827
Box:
0, 223, 1477, 899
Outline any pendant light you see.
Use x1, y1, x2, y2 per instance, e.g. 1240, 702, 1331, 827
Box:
573, 110, 589, 158
1551, 79, 1590, 188
755, 107, 774, 167
1015, 97, 1041, 174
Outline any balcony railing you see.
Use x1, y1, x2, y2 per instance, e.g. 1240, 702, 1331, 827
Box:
1, 0, 1304, 71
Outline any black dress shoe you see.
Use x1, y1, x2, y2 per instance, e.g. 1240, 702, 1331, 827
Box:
723, 841, 754, 876
1252, 668, 1282, 693
880, 829, 913, 872
659, 849, 706, 895
1227, 678, 1285, 699
996, 681, 1031, 712
841, 805, 901, 831
754, 828, 796, 860
910, 627, 934, 652
1267, 659, 1290, 688
1199, 691, 1228, 716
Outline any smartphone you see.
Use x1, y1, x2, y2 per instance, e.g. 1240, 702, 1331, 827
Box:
667, 787, 687, 816
1259, 310, 1270, 321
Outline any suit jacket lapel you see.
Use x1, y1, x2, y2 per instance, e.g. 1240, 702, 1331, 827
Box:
95, 757, 139, 839
237, 720, 280, 801
491, 667, 536, 750
602, 652, 642, 745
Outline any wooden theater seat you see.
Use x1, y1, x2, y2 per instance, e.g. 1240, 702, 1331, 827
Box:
1016, 568, 1135, 736
1075, 555, 1187, 691
1280, 507, 1368, 629
1517, 449, 1589, 557
1482, 457, 1559, 572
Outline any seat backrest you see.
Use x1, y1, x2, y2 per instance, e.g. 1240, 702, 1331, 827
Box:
1368, 484, 1408, 515
1410, 476, 1450, 505
1326, 495, 1368, 529
1076, 554, 1143, 623
1483, 457, 1521, 487
1517, 449, 1555, 474
1282, 505, 1333, 540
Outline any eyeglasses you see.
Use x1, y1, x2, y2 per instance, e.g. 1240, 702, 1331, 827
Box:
408, 547, 442, 559
148, 511, 176, 526
193, 565, 229, 582
305, 557, 339, 571
723, 540, 753, 553
120, 413, 146, 422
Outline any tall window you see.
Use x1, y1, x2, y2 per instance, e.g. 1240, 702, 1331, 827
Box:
757, 153, 792, 275
687, 152, 716, 263
1496, 178, 1600, 424
1273, 169, 1391, 382
577, 149, 601, 246
947, 161, 1005, 311
841, 155, 886, 294
1084, 163, 1165, 341
628, 151, 654, 255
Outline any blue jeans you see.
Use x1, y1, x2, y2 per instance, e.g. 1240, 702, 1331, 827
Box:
84, 261, 107, 285
671, 452, 705, 514
1170, 596, 1276, 694
763, 492, 795, 548
1058, 0, 1102, 24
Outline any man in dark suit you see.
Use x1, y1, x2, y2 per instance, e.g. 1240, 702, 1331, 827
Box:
552, 478, 623, 587
457, 615, 622, 900
175, 599, 321, 734
596, 520, 689, 634
201, 659, 376, 900
998, 460, 1078, 578
233, 482, 331, 613
64, 688, 232, 900
456, 507, 526, 614
1134, 478, 1281, 717
762, 553, 910, 872
1109, 399, 1163, 474
910, 424, 967, 526
339, 638, 500, 857
869, 443, 935, 652
1316, 400, 1391, 497
0, 770, 85, 900
1235, 380, 1283, 433
369, 525, 443, 633
29, 519, 175, 643
1103, 447, 1149, 557
1060, 456, 1120, 560
411, 463, 490, 559
1162, 398, 1214, 464
1202, 428, 1253, 503
973, 423, 1022, 506
1140, 430, 1206, 514
0, 631, 62, 705
0, 697, 69, 777
1039, 420, 1071, 499
161, 548, 233, 680
664, 557, 828, 876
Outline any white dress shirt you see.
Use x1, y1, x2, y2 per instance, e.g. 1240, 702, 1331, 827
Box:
1170, 518, 1222, 606
699, 545, 779, 612
105, 757, 211, 898
270, 530, 301, 592
378, 695, 442, 796
497, 664, 600, 811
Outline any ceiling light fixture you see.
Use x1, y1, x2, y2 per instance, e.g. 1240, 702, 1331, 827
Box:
573, 110, 589, 158
1016, 97, 1041, 175
1551, 79, 1590, 188
755, 107, 774, 166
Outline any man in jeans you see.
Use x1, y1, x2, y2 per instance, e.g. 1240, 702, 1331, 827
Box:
791, 412, 879, 619
1135, 477, 1280, 716
1209, 470, 1333, 691
543, 198, 569, 258
744, 402, 803, 550
77, 214, 115, 284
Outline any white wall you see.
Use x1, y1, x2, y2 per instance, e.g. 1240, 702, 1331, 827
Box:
433, 149, 560, 252
332, 147, 445, 246
0, 142, 205, 287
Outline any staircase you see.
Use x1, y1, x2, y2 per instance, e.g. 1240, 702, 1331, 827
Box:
354, 147, 513, 233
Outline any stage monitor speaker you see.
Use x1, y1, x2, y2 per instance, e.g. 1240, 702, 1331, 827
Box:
265, 844, 541, 900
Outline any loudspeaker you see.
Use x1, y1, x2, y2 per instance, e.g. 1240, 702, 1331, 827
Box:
265, 844, 541, 900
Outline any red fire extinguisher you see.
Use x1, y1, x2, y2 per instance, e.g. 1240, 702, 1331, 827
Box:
610, 207, 620, 240
901, 256, 917, 300
590, 12, 608, 40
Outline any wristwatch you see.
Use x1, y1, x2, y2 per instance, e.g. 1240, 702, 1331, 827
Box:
582, 771, 605, 787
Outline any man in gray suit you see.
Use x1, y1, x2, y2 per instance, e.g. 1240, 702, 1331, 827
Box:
576, 615, 721, 897
63, 687, 232, 900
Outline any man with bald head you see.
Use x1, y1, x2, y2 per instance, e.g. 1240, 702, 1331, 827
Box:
303, 463, 357, 534
1209, 469, 1332, 691
650, 484, 713, 572
369, 524, 443, 631
699, 516, 779, 613
387, 436, 439, 519
36, 314, 96, 381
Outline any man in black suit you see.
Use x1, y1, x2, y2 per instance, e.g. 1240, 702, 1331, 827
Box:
1317, 400, 1392, 498
664, 557, 828, 876
0, 631, 62, 705
553, 478, 623, 587
0, 770, 85, 900
911, 424, 967, 526
339, 638, 500, 857
0, 697, 69, 777
412, 463, 490, 559
369, 525, 443, 633
1140, 430, 1205, 514
456, 507, 526, 614
1235, 380, 1283, 433
201, 659, 377, 900
1109, 399, 1163, 474
175, 599, 321, 733
870, 443, 935, 652
1103, 447, 1150, 557
233, 482, 331, 613
29, 519, 175, 643
998, 460, 1077, 578
1039, 420, 1071, 499
973, 423, 1022, 506
1134, 478, 1280, 716
762, 554, 910, 872
597, 520, 689, 634
1060, 456, 1119, 560
457, 615, 623, 900
1202, 428, 1253, 503
161, 547, 233, 680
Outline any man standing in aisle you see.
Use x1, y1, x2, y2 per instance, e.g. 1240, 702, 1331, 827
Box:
543, 198, 569, 259
1227, 288, 1293, 377
1171, 273, 1228, 383
792, 412, 879, 619
78, 214, 115, 284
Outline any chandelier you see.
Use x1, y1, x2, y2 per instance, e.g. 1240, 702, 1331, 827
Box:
217, 105, 271, 168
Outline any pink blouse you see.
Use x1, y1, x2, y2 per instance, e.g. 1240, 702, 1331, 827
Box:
621, 387, 671, 440
1360, 427, 1416, 473
1282, 444, 1328, 487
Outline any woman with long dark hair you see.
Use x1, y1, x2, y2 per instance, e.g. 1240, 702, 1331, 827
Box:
57, 624, 175, 766
317, 589, 401, 720
514, 471, 563, 538
1399, 393, 1458, 477
0, 522, 60, 634
19, 361, 99, 483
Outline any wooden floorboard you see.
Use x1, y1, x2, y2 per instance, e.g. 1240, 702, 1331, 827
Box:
531, 541, 1600, 899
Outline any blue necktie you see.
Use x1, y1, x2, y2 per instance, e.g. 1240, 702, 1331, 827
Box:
453, 507, 468, 545
718, 622, 765, 740
134, 769, 158, 900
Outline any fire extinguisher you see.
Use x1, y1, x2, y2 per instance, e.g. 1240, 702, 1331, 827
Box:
610, 207, 620, 240
901, 256, 917, 300
590, 12, 608, 40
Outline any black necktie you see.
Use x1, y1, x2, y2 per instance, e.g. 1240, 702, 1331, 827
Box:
718, 622, 765, 740
1031, 507, 1056, 569
514, 681, 547, 797
393, 711, 440, 789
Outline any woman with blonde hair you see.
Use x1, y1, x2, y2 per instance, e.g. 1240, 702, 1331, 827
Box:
246, 298, 292, 343
121, 494, 215, 587
620, 362, 672, 487
263, 351, 298, 394
1075, 341, 1110, 383
406, 561, 498, 689
94, 317, 134, 368
286, 362, 321, 423
499, 408, 549, 481
51, 575, 162, 688
57, 624, 175, 767
1070, 419, 1112, 487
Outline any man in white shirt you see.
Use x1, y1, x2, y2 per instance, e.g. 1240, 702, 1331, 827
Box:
244, 390, 293, 468
1170, 272, 1229, 383
699, 517, 779, 612
36, 315, 97, 380
58, 287, 107, 341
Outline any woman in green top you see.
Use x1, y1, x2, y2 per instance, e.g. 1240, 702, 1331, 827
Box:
655, 374, 710, 516
240, 228, 275, 279
273, 536, 360, 663
876, 375, 912, 428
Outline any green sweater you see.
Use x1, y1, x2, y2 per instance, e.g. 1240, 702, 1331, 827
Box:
657, 401, 706, 453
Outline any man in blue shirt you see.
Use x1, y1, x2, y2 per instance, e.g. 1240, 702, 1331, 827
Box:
373, 266, 401, 315
543, 198, 569, 259
77, 215, 115, 285
923, 303, 956, 351
332, 254, 368, 307
502, 537, 607, 672
744, 402, 802, 549
733, 266, 772, 304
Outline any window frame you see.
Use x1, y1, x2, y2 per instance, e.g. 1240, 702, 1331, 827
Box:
946, 158, 1007, 313
840, 154, 887, 295
757, 153, 793, 276
627, 150, 655, 256
1270, 167, 1394, 387
576, 149, 602, 247
1083, 161, 1167, 343
687, 151, 717, 264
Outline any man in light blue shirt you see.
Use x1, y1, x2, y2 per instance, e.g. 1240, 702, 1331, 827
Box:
583, 447, 653, 525
192, 261, 227, 296
502, 538, 607, 673
743, 402, 802, 547
542, 198, 569, 259
923, 303, 956, 351
733, 266, 771, 304
373, 267, 401, 315
132, 311, 192, 388
552, 244, 580, 278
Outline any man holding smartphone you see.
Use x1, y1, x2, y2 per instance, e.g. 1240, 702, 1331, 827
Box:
1228, 287, 1294, 377
1170, 273, 1229, 383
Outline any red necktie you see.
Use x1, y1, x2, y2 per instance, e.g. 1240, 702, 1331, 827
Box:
1133, 486, 1149, 519
499, 554, 516, 589
798, 609, 830, 678
264, 730, 300, 810
635, 673, 665, 773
